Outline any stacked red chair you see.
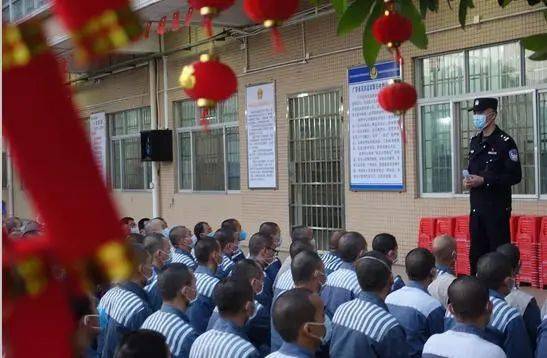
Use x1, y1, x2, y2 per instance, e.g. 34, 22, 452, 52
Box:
418, 218, 436, 252
509, 215, 520, 243
539, 217, 547, 288
435, 217, 455, 237
453, 216, 471, 275
514, 216, 541, 287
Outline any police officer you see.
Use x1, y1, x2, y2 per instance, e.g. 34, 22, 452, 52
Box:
464, 97, 521, 275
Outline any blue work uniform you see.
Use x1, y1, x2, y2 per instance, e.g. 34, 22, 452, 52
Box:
256, 264, 275, 311
231, 248, 246, 263
321, 251, 343, 276
97, 282, 152, 358
266, 342, 314, 358
189, 317, 260, 358
385, 280, 445, 357
270, 270, 295, 352
320, 261, 361, 318
215, 254, 235, 280
537, 315, 547, 358
505, 287, 541, 349
207, 300, 270, 354
445, 289, 533, 358
144, 267, 163, 312
172, 248, 198, 271
330, 291, 410, 358
391, 274, 405, 292
428, 264, 457, 308
188, 265, 220, 334
141, 304, 199, 358
422, 323, 506, 358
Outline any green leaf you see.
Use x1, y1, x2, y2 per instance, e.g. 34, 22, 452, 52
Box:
521, 33, 547, 51
497, 0, 513, 7
362, 0, 383, 67
419, 0, 428, 17
459, 0, 475, 28
337, 0, 374, 35
419, 0, 439, 17
332, 0, 348, 16
529, 49, 547, 61
399, 0, 428, 49
543, 9, 547, 22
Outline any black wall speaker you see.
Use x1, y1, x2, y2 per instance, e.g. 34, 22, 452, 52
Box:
141, 130, 173, 162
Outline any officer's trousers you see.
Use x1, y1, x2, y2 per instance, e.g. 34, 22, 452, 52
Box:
469, 209, 511, 275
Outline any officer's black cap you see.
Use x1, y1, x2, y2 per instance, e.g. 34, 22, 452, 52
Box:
468, 97, 498, 112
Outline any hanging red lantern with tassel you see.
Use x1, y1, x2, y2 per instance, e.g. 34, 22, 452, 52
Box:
185, 0, 235, 37
372, 0, 412, 64
243, 0, 299, 52
179, 53, 237, 131
52, 0, 142, 63
377, 79, 417, 115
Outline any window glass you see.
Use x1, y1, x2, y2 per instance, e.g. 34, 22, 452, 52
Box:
468, 43, 520, 92
226, 126, 240, 190
540, 92, 547, 194
525, 51, 547, 86
178, 132, 192, 190
421, 103, 452, 193
193, 128, 225, 191
122, 137, 144, 190
418, 52, 465, 98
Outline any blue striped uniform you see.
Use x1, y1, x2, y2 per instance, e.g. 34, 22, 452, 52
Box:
427, 264, 456, 308
256, 262, 276, 311
207, 300, 270, 354
422, 323, 506, 358
320, 261, 361, 318
141, 304, 199, 358
144, 267, 163, 312
330, 291, 410, 357
188, 265, 220, 334
445, 289, 533, 358
270, 270, 295, 351
391, 274, 405, 292
505, 288, 541, 350
215, 254, 235, 280
189, 317, 260, 358
267, 342, 314, 358
321, 251, 343, 276
172, 248, 198, 271
537, 315, 547, 358
385, 280, 445, 357
231, 248, 246, 263
97, 282, 152, 358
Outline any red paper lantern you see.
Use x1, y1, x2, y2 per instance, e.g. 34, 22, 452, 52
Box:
243, 0, 299, 52
186, 0, 235, 37
377, 79, 417, 115
372, 3, 412, 64
179, 54, 237, 130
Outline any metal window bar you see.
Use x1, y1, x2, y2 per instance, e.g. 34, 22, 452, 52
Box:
288, 90, 344, 250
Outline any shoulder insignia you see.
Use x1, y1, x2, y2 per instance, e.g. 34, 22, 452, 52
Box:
509, 149, 518, 162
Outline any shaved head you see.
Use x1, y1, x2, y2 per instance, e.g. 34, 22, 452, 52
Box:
338, 231, 367, 263
448, 276, 489, 321
432, 235, 456, 263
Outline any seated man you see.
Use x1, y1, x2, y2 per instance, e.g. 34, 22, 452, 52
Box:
276, 226, 314, 281
372, 233, 404, 292
321, 230, 345, 276
445, 252, 532, 358
273, 240, 315, 299
249, 232, 278, 310
386, 248, 445, 357
98, 244, 154, 358
144, 233, 172, 311
268, 289, 326, 358
423, 276, 505, 358
207, 259, 270, 354
188, 238, 222, 334
114, 329, 169, 358
271, 250, 326, 352
221, 218, 247, 263
189, 279, 260, 358
497, 243, 541, 349
214, 228, 238, 280
428, 235, 457, 308
320, 231, 367, 318
170, 226, 197, 270
330, 251, 410, 357
259, 221, 283, 275
538, 313, 547, 358
141, 263, 199, 358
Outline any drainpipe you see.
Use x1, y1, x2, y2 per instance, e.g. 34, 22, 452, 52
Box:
149, 59, 160, 218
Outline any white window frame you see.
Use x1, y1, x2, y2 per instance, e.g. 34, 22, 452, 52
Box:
417, 41, 547, 200
174, 98, 240, 194
109, 107, 152, 192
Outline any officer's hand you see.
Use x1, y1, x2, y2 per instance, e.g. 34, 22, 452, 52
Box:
466, 175, 484, 188
463, 178, 471, 190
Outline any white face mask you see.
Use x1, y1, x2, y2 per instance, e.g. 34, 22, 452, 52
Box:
130, 226, 140, 234
190, 235, 198, 248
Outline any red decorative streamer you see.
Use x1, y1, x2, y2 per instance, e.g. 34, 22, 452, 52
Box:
184, 6, 194, 26
203, 16, 213, 37
200, 108, 211, 133
157, 16, 167, 35
172, 10, 181, 31
270, 27, 284, 53
143, 21, 152, 39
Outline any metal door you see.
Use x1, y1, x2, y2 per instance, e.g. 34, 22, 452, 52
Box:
288, 90, 345, 250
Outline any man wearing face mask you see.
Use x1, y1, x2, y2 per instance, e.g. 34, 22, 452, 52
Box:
465, 97, 521, 275
189, 279, 260, 358
97, 244, 154, 358
140, 263, 199, 358
445, 252, 532, 358
188, 238, 222, 334
208, 259, 270, 355
249, 232, 278, 311
428, 234, 457, 308
143, 233, 172, 312
214, 228, 238, 280
372, 233, 404, 292
221, 218, 248, 263
269, 289, 326, 358
271, 250, 328, 353
259, 222, 283, 273
273, 240, 316, 300
170, 226, 198, 271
